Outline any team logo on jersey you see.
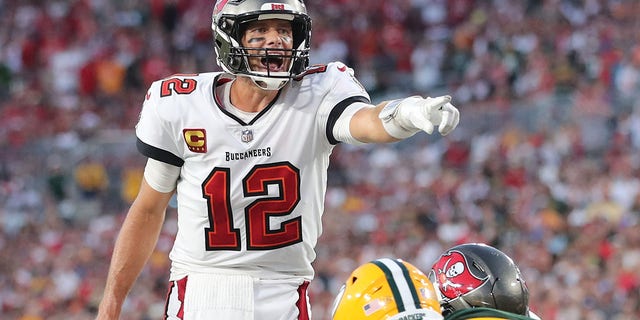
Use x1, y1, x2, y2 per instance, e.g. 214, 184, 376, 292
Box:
183, 129, 207, 153
431, 250, 486, 299
241, 129, 254, 143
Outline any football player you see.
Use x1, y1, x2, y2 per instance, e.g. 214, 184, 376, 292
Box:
96, 1, 460, 319
331, 252, 541, 320
429, 243, 542, 320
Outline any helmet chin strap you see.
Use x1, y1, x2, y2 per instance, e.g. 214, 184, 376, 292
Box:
241, 52, 292, 90
249, 74, 289, 90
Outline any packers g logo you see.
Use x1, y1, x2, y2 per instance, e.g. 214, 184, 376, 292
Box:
183, 129, 207, 153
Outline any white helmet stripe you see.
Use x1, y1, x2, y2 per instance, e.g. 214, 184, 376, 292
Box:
258, 13, 294, 20
372, 258, 421, 312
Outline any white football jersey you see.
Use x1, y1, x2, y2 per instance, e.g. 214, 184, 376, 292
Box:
136, 62, 370, 280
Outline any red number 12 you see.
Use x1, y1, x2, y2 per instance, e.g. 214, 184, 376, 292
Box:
202, 162, 302, 251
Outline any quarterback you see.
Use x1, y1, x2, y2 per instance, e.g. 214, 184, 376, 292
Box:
97, 1, 460, 319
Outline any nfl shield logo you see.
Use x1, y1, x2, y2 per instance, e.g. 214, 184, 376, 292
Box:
241, 129, 253, 143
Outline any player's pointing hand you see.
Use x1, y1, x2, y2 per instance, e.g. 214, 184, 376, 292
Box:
379, 95, 460, 138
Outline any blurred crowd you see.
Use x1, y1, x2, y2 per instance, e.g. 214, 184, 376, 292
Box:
1, 0, 640, 319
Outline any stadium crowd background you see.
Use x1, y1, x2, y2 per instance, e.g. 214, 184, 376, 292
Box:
1, 0, 639, 319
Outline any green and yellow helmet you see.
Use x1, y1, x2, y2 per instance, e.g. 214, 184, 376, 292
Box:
331, 258, 443, 320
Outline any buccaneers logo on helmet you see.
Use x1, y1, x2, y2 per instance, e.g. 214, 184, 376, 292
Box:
431, 250, 486, 300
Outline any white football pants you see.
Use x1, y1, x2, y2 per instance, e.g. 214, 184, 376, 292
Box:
164, 273, 311, 320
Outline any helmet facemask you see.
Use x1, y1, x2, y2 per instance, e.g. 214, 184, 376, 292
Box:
212, 1, 311, 90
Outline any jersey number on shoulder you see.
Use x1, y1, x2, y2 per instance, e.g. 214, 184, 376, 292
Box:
202, 162, 302, 251
160, 77, 197, 97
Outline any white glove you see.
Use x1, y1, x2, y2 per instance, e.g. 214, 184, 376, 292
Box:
379, 95, 460, 139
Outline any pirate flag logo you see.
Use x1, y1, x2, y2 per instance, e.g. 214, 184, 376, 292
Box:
431, 250, 487, 299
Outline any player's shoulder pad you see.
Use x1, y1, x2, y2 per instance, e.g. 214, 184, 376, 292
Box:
141, 72, 220, 122
292, 61, 368, 97
294, 61, 354, 81
144, 72, 219, 104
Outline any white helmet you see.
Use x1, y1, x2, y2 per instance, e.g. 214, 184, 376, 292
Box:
212, 0, 312, 90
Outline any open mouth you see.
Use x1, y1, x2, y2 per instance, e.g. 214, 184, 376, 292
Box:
260, 55, 285, 72
261, 57, 284, 72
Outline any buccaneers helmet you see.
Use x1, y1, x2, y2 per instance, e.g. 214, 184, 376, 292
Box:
428, 243, 530, 316
211, 0, 312, 90
331, 258, 443, 320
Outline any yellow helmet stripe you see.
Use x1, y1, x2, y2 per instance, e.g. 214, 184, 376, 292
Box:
372, 258, 421, 313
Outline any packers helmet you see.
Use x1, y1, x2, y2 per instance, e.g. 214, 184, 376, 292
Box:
428, 243, 530, 316
331, 258, 443, 320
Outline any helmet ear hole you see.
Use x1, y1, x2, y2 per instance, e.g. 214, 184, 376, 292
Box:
230, 53, 242, 69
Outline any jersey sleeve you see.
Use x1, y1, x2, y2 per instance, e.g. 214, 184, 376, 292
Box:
135, 81, 185, 167
314, 62, 372, 145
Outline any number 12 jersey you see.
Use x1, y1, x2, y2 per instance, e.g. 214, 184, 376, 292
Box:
135, 62, 370, 281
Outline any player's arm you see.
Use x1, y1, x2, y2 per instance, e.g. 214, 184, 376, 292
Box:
97, 159, 179, 319
348, 96, 460, 143
97, 179, 172, 319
